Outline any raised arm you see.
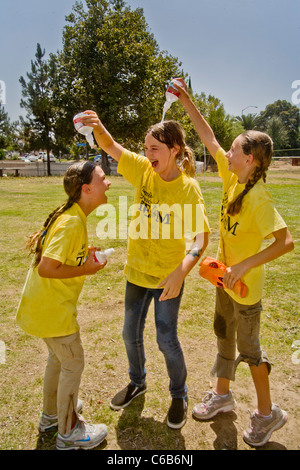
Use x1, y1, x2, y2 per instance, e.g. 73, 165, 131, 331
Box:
80, 111, 124, 162
173, 80, 220, 160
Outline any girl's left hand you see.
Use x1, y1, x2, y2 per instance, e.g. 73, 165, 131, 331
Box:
158, 268, 185, 301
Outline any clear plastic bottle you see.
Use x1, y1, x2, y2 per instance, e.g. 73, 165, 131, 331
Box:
94, 248, 115, 263
162, 79, 181, 121
73, 112, 95, 148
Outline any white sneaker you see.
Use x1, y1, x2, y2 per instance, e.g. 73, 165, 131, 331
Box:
192, 390, 237, 420
39, 399, 83, 432
243, 404, 287, 447
56, 421, 108, 450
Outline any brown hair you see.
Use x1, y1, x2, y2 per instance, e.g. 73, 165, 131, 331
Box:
27, 161, 96, 267
146, 120, 195, 177
227, 131, 273, 216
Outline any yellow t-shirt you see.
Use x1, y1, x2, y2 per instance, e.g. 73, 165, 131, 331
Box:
16, 203, 88, 338
216, 147, 287, 305
118, 149, 210, 288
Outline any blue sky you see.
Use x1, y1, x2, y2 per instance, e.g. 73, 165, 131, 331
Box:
1, 0, 299, 122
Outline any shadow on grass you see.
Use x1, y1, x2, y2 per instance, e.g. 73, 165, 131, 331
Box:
194, 411, 287, 450
115, 395, 186, 450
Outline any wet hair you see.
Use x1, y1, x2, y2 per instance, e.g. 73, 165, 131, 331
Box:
227, 130, 273, 216
27, 161, 96, 267
146, 120, 195, 177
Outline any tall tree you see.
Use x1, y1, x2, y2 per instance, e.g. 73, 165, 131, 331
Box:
265, 116, 290, 150
235, 113, 261, 131
19, 44, 58, 175
260, 100, 300, 149
56, 0, 182, 173
0, 106, 12, 152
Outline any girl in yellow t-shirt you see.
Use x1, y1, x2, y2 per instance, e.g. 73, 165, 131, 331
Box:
16, 161, 111, 450
175, 80, 294, 447
81, 111, 210, 429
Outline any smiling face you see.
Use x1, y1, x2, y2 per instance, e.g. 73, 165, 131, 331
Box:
144, 133, 180, 181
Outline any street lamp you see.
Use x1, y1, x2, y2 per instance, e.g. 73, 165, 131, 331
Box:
242, 105, 258, 115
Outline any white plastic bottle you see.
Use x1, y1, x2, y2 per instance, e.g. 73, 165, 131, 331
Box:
161, 79, 181, 121
94, 248, 115, 263
73, 112, 95, 148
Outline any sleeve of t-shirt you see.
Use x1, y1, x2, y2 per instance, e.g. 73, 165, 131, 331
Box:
117, 149, 151, 187
43, 217, 85, 265
215, 147, 229, 178
182, 179, 211, 237
252, 202, 287, 240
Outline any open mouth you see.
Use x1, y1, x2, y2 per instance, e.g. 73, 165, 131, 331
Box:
151, 160, 159, 169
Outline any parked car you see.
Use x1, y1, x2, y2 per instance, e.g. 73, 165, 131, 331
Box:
93, 155, 102, 163
42, 154, 56, 162
28, 154, 39, 162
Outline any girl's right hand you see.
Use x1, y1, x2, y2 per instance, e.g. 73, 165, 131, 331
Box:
81, 110, 102, 129
83, 253, 107, 275
171, 78, 189, 100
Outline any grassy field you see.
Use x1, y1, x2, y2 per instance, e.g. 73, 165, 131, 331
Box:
0, 165, 299, 451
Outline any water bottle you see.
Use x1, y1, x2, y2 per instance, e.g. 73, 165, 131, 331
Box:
73, 112, 95, 148
94, 248, 115, 263
162, 79, 181, 121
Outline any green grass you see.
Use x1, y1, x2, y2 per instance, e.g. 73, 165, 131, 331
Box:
0, 172, 299, 450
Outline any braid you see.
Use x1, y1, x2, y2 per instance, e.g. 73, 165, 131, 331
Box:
227, 166, 263, 216
26, 161, 96, 267
226, 131, 273, 216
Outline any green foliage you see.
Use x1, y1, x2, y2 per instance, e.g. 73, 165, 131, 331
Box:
259, 100, 300, 150
56, 0, 182, 150
0, 105, 16, 150
19, 43, 59, 173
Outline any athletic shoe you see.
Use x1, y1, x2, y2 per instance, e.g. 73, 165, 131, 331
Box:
38, 399, 83, 432
243, 404, 288, 447
56, 421, 108, 450
167, 397, 188, 429
110, 383, 147, 410
192, 390, 237, 420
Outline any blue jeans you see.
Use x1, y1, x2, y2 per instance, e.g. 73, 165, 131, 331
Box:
122, 281, 187, 398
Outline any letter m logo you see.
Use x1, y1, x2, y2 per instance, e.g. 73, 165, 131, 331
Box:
227, 216, 239, 236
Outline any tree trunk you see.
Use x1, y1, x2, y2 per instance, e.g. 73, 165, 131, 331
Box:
46, 149, 51, 176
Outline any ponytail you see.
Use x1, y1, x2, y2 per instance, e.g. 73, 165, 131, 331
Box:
177, 145, 195, 177
27, 161, 96, 267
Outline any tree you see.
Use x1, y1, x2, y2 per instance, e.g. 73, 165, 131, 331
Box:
56, 0, 182, 173
0, 106, 20, 155
0, 106, 12, 151
19, 44, 58, 175
235, 113, 261, 131
264, 116, 290, 150
260, 100, 300, 149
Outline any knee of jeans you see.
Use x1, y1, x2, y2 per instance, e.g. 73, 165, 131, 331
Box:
156, 332, 180, 354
